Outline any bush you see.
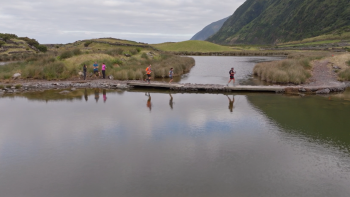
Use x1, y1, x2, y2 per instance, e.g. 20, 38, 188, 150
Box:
112, 59, 123, 65
130, 49, 139, 55
346, 60, 350, 66
37, 45, 47, 52
19, 37, 39, 47
0, 41, 5, 47
141, 52, 148, 59
0, 85, 4, 89
136, 48, 141, 53
84, 41, 93, 47
339, 68, 350, 81
59, 50, 73, 59
72, 48, 82, 55
15, 84, 22, 89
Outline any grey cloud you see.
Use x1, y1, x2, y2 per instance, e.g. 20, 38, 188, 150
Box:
0, 0, 245, 44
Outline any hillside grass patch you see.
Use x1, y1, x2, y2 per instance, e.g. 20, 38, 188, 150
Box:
152, 40, 234, 52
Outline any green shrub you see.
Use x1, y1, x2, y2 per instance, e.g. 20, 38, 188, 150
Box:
112, 59, 123, 65
0, 41, 5, 47
0, 85, 4, 89
15, 84, 22, 89
72, 48, 82, 55
37, 45, 47, 52
136, 48, 141, 53
84, 41, 93, 47
141, 52, 148, 59
130, 49, 138, 55
59, 50, 73, 59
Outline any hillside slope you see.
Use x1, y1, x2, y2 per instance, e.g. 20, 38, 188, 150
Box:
208, 0, 350, 45
190, 17, 229, 41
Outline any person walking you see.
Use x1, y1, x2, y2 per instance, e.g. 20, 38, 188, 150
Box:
102, 63, 106, 79
83, 64, 87, 80
227, 67, 236, 86
93, 62, 100, 77
169, 68, 174, 83
145, 65, 152, 84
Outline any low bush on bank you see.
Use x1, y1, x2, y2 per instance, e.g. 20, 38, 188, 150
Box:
253, 59, 312, 84
339, 68, 350, 81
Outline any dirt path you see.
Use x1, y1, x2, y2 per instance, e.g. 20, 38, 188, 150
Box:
306, 60, 342, 87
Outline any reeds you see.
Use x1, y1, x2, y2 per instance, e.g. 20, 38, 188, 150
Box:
253, 59, 312, 84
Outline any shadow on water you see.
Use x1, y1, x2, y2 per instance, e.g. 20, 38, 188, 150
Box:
247, 89, 350, 153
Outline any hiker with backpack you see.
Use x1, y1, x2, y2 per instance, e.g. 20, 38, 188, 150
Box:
227, 67, 236, 86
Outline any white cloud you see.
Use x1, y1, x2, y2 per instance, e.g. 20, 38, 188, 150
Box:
0, 0, 245, 43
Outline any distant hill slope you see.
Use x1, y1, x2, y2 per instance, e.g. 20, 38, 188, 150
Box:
190, 17, 229, 41
208, 0, 350, 45
151, 40, 233, 52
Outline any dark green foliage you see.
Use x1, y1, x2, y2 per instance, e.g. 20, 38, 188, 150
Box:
111, 59, 123, 65
0, 41, 5, 47
84, 41, 93, 47
208, 0, 350, 45
136, 48, 141, 53
0, 33, 18, 41
130, 48, 139, 55
19, 37, 40, 47
37, 45, 48, 52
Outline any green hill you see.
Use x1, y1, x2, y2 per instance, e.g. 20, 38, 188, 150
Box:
152, 40, 233, 52
208, 0, 350, 45
190, 17, 229, 41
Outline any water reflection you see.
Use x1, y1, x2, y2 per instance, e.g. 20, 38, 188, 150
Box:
0, 89, 350, 196
94, 88, 99, 103
169, 93, 174, 110
145, 92, 152, 111
103, 89, 107, 103
226, 95, 235, 112
84, 89, 88, 102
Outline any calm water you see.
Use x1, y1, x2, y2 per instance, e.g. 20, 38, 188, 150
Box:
157, 56, 285, 85
0, 88, 350, 197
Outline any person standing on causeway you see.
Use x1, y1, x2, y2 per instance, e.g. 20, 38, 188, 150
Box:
227, 67, 236, 86
102, 63, 106, 79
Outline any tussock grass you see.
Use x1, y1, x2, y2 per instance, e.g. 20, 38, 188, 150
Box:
339, 68, 350, 81
254, 59, 312, 84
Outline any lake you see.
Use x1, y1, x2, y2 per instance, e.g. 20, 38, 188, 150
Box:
0, 88, 349, 197
156, 56, 285, 85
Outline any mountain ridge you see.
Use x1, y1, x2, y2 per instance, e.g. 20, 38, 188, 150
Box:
190, 17, 229, 41
208, 0, 350, 45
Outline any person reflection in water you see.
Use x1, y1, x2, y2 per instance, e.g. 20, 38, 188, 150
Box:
145, 92, 152, 111
94, 88, 100, 103
169, 93, 174, 110
84, 89, 88, 102
103, 89, 107, 103
227, 95, 235, 112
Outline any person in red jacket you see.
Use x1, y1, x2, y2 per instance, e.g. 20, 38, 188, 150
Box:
145, 65, 152, 84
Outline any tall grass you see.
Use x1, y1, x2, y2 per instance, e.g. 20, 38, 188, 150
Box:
339, 68, 350, 81
253, 59, 312, 84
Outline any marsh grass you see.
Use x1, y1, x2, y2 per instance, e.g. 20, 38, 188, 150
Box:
254, 59, 312, 84
339, 68, 350, 81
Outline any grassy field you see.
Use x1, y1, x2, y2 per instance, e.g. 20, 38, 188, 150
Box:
152, 40, 234, 52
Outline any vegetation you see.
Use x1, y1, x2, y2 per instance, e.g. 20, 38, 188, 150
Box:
253, 58, 312, 84
0, 38, 195, 81
152, 40, 234, 52
208, 0, 350, 45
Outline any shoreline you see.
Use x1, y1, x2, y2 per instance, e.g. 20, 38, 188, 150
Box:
0, 79, 347, 95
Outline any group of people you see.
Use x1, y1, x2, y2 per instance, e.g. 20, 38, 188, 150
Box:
82, 62, 107, 80
82, 63, 237, 86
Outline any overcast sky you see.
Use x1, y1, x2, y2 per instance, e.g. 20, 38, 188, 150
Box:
0, 0, 245, 44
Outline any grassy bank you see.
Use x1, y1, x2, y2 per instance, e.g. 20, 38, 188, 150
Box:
0, 45, 194, 81
325, 53, 350, 81
253, 58, 312, 84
